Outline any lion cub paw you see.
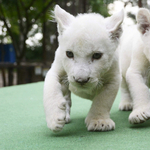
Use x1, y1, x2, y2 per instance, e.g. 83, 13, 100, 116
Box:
85, 117, 115, 131
46, 102, 69, 132
129, 107, 150, 124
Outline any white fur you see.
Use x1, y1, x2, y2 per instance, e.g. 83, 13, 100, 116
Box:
119, 8, 150, 124
44, 5, 124, 132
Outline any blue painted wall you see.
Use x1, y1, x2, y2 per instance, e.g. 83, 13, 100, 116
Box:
0, 44, 16, 63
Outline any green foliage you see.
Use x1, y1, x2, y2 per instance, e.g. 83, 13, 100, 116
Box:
89, 0, 114, 17
26, 46, 42, 61
0, 0, 56, 62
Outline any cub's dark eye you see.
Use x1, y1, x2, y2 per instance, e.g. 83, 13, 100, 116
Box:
92, 52, 103, 60
66, 51, 74, 58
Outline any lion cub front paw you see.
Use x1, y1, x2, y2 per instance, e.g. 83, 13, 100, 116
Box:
85, 117, 115, 131
129, 107, 150, 124
46, 102, 69, 132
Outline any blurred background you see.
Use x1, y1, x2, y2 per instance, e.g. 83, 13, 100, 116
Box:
0, 0, 149, 87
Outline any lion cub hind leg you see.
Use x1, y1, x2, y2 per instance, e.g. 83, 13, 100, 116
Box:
64, 95, 71, 124
119, 77, 133, 111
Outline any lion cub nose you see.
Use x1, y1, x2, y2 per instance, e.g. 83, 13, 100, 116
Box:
73, 77, 90, 84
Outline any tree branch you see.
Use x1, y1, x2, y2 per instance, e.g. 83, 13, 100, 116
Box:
0, 3, 20, 57
28, 0, 56, 28
16, 1, 24, 32
19, 0, 26, 10
26, 0, 36, 10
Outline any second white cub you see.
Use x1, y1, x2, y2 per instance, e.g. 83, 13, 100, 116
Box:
44, 5, 124, 132
119, 8, 150, 124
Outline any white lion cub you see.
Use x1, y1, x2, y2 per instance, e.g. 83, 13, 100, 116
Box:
43, 5, 124, 132
119, 8, 150, 124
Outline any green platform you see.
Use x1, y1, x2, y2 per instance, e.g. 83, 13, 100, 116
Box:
1, 82, 150, 150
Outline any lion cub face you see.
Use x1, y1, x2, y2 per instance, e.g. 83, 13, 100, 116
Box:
54, 5, 124, 90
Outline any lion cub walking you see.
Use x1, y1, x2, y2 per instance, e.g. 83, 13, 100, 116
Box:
119, 8, 150, 124
44, 5, 124, 132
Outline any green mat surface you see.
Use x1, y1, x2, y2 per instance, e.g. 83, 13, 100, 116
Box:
1, 82, 150, 150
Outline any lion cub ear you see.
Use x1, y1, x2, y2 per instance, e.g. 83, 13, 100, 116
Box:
54, 5, 75, 35
137, 8, 150, 35
105, 10, 124, 41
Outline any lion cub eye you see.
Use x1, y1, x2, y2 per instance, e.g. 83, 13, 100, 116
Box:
66, 51, 74, 58
92, 52, 103, 60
